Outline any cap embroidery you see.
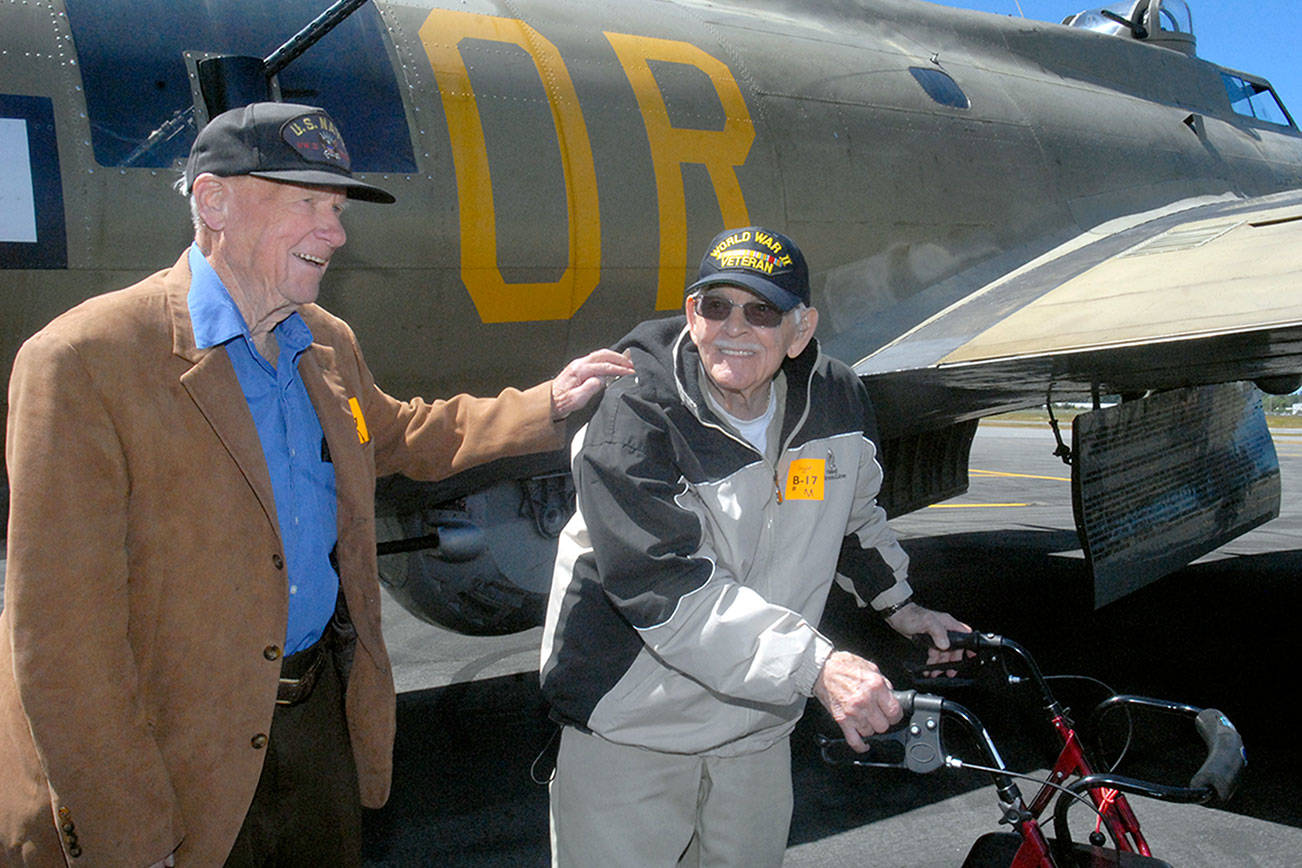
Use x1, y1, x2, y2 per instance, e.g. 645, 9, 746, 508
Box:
689, 225, 809, 309
714, 248, 784, 274
281, 113, 351, 170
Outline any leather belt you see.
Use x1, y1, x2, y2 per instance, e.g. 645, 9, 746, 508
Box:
276, 639, 328, 706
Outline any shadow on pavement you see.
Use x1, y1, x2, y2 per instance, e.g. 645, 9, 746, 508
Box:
364, 527, 1300, 864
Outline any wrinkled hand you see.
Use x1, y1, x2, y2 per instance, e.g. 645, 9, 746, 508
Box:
550, 348, 635, 421
885, 602, 970, 675
813, 651, 902, 753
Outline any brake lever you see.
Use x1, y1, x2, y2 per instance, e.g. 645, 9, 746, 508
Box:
817, 729, 909, 769
904, 630, 989, 686
903, 656, 985, 685
817, 691, 947, 773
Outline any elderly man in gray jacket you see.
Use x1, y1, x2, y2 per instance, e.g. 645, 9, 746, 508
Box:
541, 226, 967, 867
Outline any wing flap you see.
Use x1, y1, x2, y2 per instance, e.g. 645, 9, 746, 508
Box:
940, 202, 1302, 365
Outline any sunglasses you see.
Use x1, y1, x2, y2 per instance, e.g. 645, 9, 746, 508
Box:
693, 293, 785, 328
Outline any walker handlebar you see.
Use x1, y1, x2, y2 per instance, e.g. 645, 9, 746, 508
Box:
1192, 707, 1245, 803
1088, 694, 1245, 804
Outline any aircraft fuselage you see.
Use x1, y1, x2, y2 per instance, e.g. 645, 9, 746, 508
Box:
4, 0, 1301, 626
3, 0, 1299, 406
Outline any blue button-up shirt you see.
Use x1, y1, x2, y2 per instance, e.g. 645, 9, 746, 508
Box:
187, 244, 339, 655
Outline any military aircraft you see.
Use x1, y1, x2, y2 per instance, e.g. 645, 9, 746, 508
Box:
3, 0, 1300, 629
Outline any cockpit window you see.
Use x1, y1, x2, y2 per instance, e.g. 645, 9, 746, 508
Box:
909, 68, 970, 110
1221, 73, 1295, 129
65, 0, 416, 172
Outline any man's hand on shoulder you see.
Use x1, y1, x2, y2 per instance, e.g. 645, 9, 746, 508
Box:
550, 348, 635, 421
812, 651, 902, 753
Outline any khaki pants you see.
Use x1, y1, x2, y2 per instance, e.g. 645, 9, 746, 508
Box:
549, 726, 793, 867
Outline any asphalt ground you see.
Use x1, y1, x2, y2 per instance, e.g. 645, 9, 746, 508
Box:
364, 421, 1302, 867
3, 421, 1299, 865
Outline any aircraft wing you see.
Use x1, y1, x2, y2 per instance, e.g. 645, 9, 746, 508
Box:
850, 190, 1301, 605
854, 189, 1302, 440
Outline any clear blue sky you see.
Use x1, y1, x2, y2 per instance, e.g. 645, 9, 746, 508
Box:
937, 1, 1300, 114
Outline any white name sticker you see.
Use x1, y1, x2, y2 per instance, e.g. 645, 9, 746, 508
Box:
0, 118, 38, 243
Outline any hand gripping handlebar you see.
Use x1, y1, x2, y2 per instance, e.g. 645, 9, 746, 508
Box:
816, 690, 948, 774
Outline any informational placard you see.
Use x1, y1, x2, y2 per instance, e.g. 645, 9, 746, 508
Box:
0, 118, 38, 243
1072, 383, 1280, 608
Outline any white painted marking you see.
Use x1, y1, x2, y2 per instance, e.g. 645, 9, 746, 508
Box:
0, 119, 38, 243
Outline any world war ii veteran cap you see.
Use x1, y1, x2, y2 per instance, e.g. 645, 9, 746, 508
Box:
184, 101, 395, 204
686, 226, 810, 311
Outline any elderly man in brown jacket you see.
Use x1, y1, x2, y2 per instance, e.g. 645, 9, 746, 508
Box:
0, 102, 631, 867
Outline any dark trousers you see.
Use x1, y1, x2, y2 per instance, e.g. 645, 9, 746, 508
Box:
224, 642, 362, 868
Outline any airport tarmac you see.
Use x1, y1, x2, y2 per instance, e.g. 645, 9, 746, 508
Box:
364, 420, 1302, 867
2, 420, 1299, 865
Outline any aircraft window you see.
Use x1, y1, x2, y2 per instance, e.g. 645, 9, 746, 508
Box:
64, 0, 415, 172
1221, 73, 1295, 128
909, 68, 970, 110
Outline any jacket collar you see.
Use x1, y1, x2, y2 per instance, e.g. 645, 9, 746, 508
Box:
165, 249, 366, 546
160, 251, 277, 534
165, 250, 206, 364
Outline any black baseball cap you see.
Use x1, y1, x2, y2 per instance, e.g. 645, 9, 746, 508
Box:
184, 102, 395, 204
686, 227, 810, 311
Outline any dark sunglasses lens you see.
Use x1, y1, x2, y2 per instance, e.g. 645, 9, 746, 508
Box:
744, 303, 783, 328
697, 295, 783, 328
697, 296, 733, 321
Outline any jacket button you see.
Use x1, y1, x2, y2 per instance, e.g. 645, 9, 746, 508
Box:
263, 645, 281, 661
272, 553, 285, 570
69, 845, 82, 858
251, 733, 268, 749
61, 821, 74, 833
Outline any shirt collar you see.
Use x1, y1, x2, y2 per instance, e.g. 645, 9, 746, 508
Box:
186, 243, 314, 355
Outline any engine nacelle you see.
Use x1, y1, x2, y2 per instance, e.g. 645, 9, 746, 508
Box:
377, 466, 572, 635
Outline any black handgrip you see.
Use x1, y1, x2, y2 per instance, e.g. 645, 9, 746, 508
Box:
946, 630, 978, 651
1191, 708, 1245, 803
943, 630, 999, 651
910, 629, 992, 652
906, 631, 994, 686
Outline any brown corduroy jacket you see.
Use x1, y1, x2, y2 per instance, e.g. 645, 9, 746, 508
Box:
0, 251, 561, 866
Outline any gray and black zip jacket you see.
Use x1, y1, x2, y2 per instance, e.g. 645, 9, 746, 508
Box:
540, 315, 913, 756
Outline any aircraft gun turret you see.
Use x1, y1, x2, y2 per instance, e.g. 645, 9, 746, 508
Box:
1063, 0, 1196, 56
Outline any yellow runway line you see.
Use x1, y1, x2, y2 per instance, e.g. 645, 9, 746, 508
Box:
970, 469, 1070, 482
927, 502, 1030, 509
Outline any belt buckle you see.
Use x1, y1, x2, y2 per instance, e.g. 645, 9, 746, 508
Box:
275, 674, 305, 706
275, 643, 326, 706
